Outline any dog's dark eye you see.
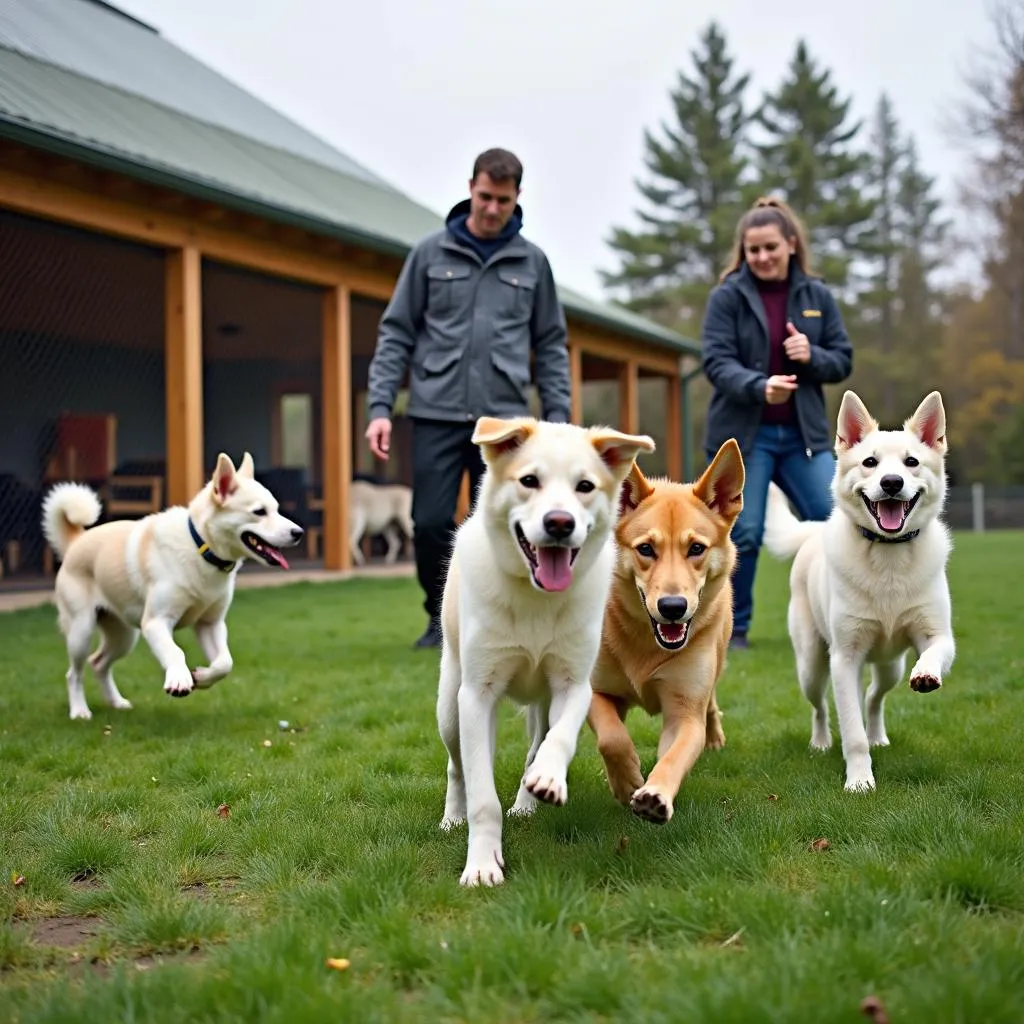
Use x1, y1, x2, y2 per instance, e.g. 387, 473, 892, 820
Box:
253, 507, 268, 517
636, 542, 656, 558
904, 456, 920, 468
519, 474, 540, 489
862, 456, 878, 468
688, 542, 707, 558
576, 480, 595, 494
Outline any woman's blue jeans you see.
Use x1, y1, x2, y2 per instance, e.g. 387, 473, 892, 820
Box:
724, 424, 835, 637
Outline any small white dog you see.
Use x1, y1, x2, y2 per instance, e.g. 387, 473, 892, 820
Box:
436, 416, 655, 887
42, 452, 303, 720
349, 480, 413, 566
763, 390, 956, 792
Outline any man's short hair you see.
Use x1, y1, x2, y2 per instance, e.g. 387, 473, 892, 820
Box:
472, 148, 523, 189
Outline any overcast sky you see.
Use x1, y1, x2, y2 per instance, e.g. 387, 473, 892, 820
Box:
118, 0, 994, 302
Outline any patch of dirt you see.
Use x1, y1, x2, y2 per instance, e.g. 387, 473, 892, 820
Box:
133, 945, 205, 971
180, 878, 238, 900
22, 916, 101, 949
70, 876, 103, 892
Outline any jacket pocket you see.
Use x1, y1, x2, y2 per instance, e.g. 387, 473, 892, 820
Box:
426, 263, 473, 316
490, 345, 531, 409
496, 267, 536, 322
416, 344, 465, 378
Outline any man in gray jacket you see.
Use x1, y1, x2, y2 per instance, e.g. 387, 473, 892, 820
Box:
365, 148, 572, 648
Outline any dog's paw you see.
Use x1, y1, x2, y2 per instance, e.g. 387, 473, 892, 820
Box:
507, 790, 539, 818
810, 727, 832, 751
460, 852, 505, 888
705, 726, 726, 751
163, 667, 194, 698
107, 696, 133, 711
439, 815, 465, 832
630, 785, 673, 824
69, 706, 93, 721
844, 773, 876, 793
909, 671, 941, 694
867, 730, 890, 748
524, 765, 567, 806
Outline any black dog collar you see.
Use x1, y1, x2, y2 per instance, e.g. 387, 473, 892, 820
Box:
188, 517, 236, 571
858, 526, 920, 545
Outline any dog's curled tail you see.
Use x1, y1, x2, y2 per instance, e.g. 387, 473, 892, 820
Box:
41, 483, 103, 560
762, 483, 820, 560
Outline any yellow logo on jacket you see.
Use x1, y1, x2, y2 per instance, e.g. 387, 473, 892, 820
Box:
801, 309, 822, 318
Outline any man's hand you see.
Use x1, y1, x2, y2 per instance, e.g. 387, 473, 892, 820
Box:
765, 374, 798, 405
366, 417, 392, 461
783, 322, 811, 363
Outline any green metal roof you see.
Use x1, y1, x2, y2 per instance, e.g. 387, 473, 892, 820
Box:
0, 4, 700, 357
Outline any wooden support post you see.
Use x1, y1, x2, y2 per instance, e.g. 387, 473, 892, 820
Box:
164, 246, 204, 505
569, 341, 583, 425
665, 372, 683, 481
322, 284, 352, 570
619, 359, 639, 434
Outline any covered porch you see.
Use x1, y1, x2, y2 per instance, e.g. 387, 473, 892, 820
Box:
0, 141, 698, 590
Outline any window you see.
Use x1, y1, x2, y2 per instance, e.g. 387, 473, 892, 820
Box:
279, 393, 313, 472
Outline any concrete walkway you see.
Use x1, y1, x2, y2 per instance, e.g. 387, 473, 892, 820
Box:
0, 562, 416, 614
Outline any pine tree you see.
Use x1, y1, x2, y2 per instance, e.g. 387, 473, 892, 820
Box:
852, 94, 905, 418
599, 22, 752, 331
849, 97, 949, 423
753, 40, 875, 288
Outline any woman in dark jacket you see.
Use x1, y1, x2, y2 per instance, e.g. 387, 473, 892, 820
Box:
701, 196, 853, 649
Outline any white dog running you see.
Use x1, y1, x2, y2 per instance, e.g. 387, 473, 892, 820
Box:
42, 452, 303, 720
436, 416, 655, 887
763, 390, 956, 792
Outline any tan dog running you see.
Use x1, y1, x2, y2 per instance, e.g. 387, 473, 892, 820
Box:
588, 439, 745, 824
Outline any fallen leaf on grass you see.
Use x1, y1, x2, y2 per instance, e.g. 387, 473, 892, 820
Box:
216, 804, 230, 819
12, 874, 25, 887
809, 838, 831, 852
614, 835, 630, 854
767, 793, 779, 801
860, 995, 890, 1023
325, 957, 350, 971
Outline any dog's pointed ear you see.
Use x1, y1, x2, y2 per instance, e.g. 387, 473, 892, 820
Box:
836, 391, 877, 450
693, 438, 745, 522
211, 453, 238, 504
472, 416, 536, 462
589, 427, 656, 479
619, 461, 655, 517
238, 452, 255, 479
906, 391, 947, 451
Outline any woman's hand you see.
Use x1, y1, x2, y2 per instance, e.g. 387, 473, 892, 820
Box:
783, 322, 811, 363
765, 374, 798, 404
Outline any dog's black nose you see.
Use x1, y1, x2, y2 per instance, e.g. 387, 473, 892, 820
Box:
542, 510, 576, 541
880, 474, 904, 496
291, 527, 304, 541
657, 596, 688, 621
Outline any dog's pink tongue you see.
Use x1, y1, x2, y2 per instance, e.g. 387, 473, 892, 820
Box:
536, 546, 573, 591
266, 547, 289, 569
878, 500, 905, 531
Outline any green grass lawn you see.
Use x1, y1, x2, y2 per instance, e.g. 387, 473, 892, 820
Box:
1, 533, 1022, 1023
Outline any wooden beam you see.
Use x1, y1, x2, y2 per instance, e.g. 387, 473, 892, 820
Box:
0, 162, 395, 300
569, 341, 583, 424
619, 360, 639, 434
164, 247, 204, 504
665, 374, 683, 481
568, 321, 681, 377
321, 284, 352, 570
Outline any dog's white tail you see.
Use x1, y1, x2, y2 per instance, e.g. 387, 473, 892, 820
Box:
762, 483, 821, 560
41, 483, 103, 560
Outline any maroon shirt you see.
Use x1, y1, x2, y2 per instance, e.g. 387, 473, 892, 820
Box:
757, 277, 796, 426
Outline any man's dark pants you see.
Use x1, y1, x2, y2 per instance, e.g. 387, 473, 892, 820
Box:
411, 418, 486, 623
